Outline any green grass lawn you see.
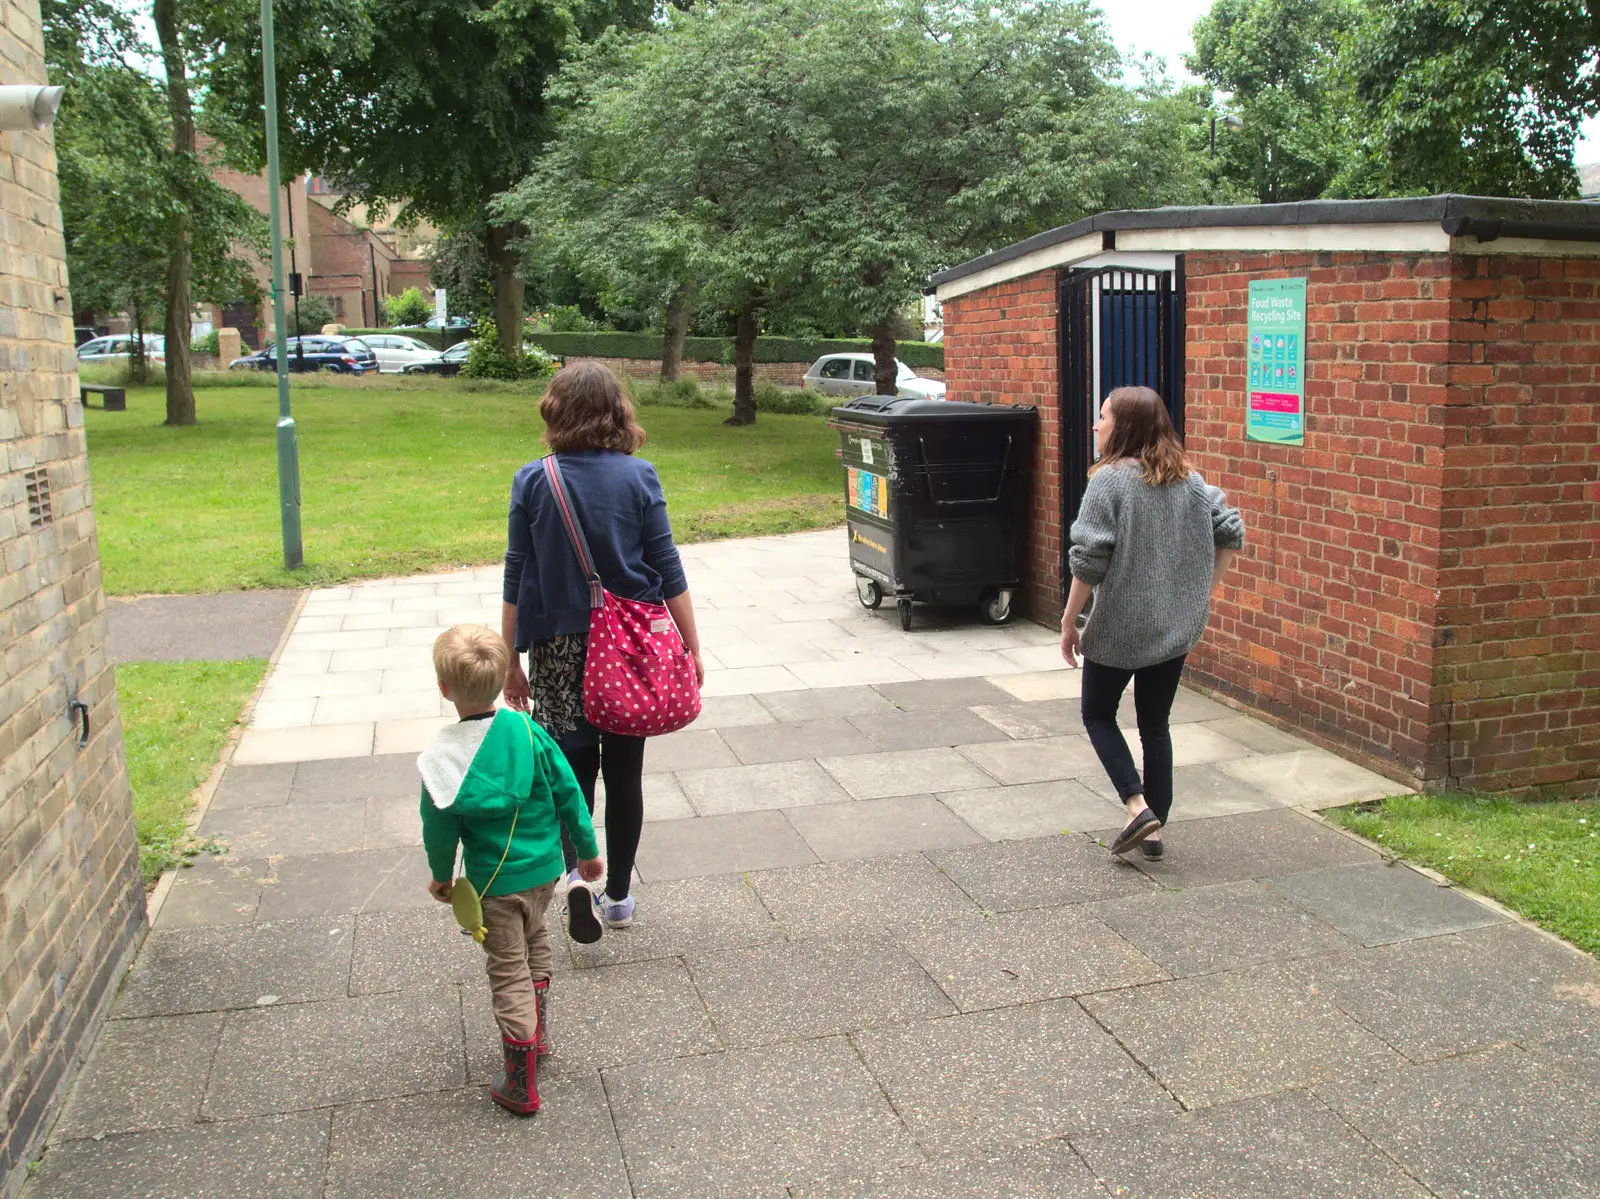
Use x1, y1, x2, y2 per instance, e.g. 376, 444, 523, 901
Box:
85, 374, 842, 595
1327, 793, 1600, 956
117, 659, 269, 884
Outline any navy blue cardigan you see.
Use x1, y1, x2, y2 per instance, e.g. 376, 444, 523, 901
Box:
503, 450, 688, 650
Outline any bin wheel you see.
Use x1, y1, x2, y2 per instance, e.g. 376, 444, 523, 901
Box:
897, 598, 914, 632
978, 590, 1014, 626
856, 577, 883, 610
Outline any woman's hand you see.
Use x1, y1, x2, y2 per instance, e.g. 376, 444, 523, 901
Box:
503, 658, 531, 713
1060, 623, 1081, 669
690, 648, 706, 687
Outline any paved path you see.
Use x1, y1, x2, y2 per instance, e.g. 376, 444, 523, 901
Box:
29, 532, 1600, 1197
108, 590, 302, 663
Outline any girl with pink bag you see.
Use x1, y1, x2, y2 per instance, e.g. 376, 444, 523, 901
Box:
501, 364, 706, 944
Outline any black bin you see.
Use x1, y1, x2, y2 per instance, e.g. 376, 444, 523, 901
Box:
831, 395, 1037, 630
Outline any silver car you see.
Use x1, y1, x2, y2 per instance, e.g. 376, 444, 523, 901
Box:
77, 334, 165, 366
800, 353, 945, 400
359, 333, 442, 373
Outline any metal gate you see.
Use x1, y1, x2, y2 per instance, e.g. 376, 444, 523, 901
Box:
1058, 263, 1185, 535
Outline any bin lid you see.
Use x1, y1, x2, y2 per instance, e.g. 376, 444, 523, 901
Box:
830, 396, 1037, 426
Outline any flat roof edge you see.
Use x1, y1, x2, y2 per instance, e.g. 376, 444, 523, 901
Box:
927, 195, 1600, 290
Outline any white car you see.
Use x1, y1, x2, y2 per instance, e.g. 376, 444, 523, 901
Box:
360, 333, 443, 373
800, 353, 946, 400
77, 334, 165, 366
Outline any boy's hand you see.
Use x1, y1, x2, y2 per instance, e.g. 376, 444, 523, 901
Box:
428, 878, 453, 903
577, 857, 604, 884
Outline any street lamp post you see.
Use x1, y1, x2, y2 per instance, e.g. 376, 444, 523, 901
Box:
260, 0, 303, 569
1210, 113, 1244, 157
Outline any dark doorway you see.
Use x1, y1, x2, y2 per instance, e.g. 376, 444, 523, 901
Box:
1058, 262, 1185, 539
221, 302, 259, 349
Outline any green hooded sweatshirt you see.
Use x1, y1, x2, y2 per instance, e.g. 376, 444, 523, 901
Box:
418, 709, 598, 897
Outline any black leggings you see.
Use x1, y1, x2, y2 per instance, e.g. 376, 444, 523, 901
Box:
558, 733, 646, 901
1080, 654, 1187, 825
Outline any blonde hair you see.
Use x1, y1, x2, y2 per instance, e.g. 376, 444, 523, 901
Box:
432, 625, 509, 708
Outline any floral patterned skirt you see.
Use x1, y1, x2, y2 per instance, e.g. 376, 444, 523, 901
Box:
531, 633, 598, 748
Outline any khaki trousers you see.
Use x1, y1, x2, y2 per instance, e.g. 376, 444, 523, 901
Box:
480, 881, 556, 1043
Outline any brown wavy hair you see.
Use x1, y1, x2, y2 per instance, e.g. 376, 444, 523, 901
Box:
1090, 386, 1191, 486
541, 363, 646, 454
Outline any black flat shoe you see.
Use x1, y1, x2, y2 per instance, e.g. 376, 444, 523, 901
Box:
1110, 808, 1161, 855
1140, 839, 1165, 861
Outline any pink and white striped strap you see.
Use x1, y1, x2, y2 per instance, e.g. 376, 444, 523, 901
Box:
542, 455, 605, 610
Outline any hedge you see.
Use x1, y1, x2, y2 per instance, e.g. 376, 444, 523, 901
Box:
341, 328, 944, 368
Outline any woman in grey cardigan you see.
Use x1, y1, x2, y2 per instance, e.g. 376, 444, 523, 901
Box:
1060, 386, 1245, 859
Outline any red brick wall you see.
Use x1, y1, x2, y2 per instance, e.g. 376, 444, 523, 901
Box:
942, 273, 1061, 617
1183, 251, 1450, 785
1431, 255, 1600, 793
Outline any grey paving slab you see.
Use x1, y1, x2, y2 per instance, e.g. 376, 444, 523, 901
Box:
1319, 1044, 1600, 1199
1080, 964, 1402, 1108
676, 758, 852, 815
323, 1078, 631, 1199
955, 734, 1103, 785
643, 727, 739, 773
202, 987, 465, 1118
51, 1013, 222, 1140
719, 717, 877, 765
361, 792, 422, 849
1291, 921, 1600, 1062
872, 677, 1014, 710
1267, 861, 1506, 946
25, 1111, 330, 1199
641, 772, 695, 821
1092, 880, 1356, 977
936, 779, 1125, 840
567, 873, 783, 968
782, 794, 984, 861
970, 699, 1082, 739
928, 834, 1154, 912
108, 590, 301, 663
791, 1139, 1106, 1199
1073, 1091, 1430, 1199
463, 957, 719, 1079
634, 810, 819, 881
818, 746, 994, 799
198, 800, 366, 857
755, 685, 897, 722
1082, 762, 1287, 822
208, 763, 295, 811
1124, 686, 1236, 726
290, 753, 419, 804
691, 693, 777, 728
898, 904, 1167, 1012
350, 905, 569, 995
1218, 748, 1400, 808
846, 707, 1010, 751
605, 1036, 922, 1199
1200, 713, 1310, 755
1086, 807, 1378, 888
116, 918, 354, 1017
153, 853, 269, 929
749, 853, 979, 939
854, 999, 1177, 1154
688, 935, 954, 1047
254, 847, 432, 921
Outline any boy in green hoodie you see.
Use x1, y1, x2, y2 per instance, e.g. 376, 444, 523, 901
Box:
419, 625, 603, 1116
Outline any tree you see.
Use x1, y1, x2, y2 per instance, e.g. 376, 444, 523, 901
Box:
385, 287, 432, 326
1347, 0, 1598, 197
1188, 0, 1365, 203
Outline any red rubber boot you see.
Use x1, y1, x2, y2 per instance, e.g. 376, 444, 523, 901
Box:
533, 978, 552, 1058
490, 1035, 539, 1116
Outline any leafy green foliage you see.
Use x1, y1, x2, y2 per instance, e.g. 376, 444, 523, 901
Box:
290, 295, 338, 335
384, 287, 433, 327
538, 304, 605, 333
461, 320, 558, 380
524, 332, 943, 369
193, 330, 221, 354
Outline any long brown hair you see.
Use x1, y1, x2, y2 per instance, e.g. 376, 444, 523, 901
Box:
541, 363, 646, 454
1090, 386, 1191, 486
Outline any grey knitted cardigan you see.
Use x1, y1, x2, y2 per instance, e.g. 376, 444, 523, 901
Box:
1067, 461, 1245, 670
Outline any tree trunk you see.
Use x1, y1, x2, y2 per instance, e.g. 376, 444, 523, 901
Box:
128, 301, 149, 386
486, 222, 525, 358
726, 305, 758, 426
660, 283, 694, 383
870, 320, 898, 395
154, 0, 196, 426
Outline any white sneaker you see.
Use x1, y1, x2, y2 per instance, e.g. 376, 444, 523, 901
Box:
565, 871, 602, 945
600, 895, 634, 928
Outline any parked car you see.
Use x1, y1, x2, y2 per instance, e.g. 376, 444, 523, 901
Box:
360, 333, 444, 373
228, 336, 378, 374
401, 341, 471, 376
77, 334, 165, 366
396, 316, 473, 330
800, 353, 946, 401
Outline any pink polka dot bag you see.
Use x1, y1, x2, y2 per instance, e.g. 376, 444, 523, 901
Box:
543, 455, 702, 737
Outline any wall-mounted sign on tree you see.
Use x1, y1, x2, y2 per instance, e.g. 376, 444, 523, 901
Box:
1246, 278, 1307, 446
